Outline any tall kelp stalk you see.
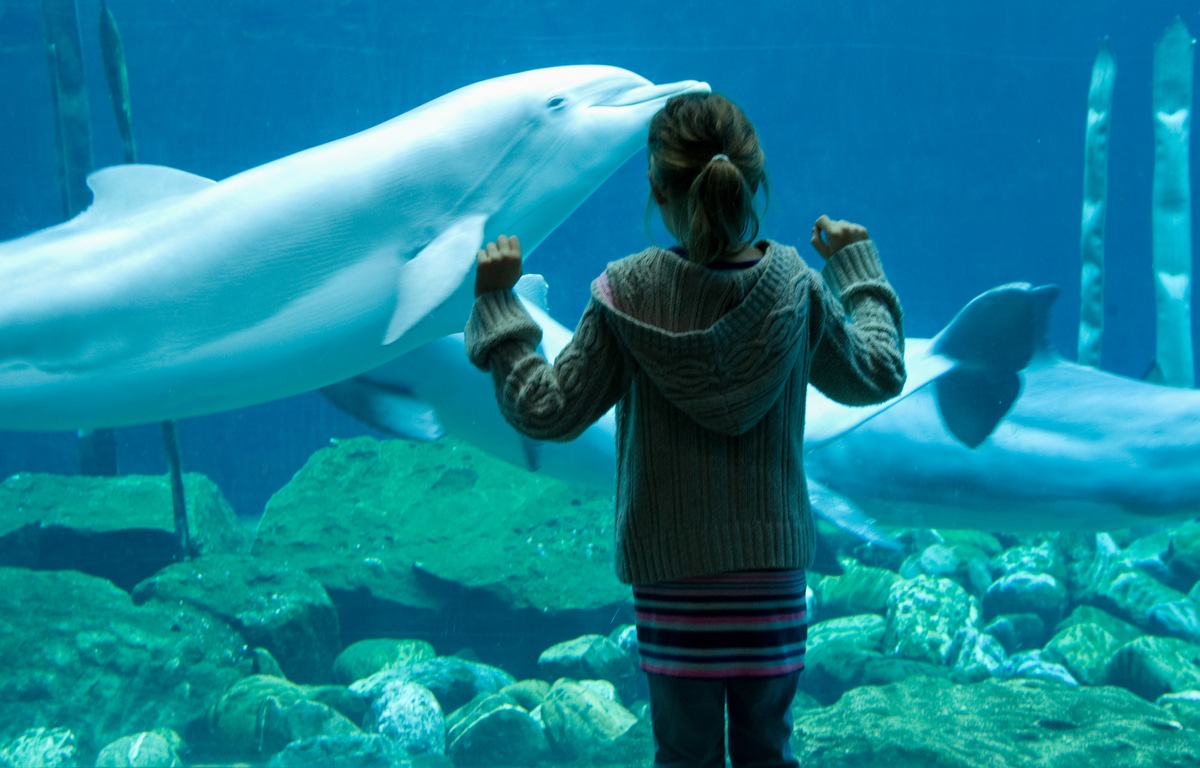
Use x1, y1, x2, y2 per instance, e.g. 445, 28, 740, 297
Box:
98, 0, 192, 558
1151, 18, 1195, 388
1078, 40, 1116, 368
99, 0, 135, 164
41, 0, 119, 476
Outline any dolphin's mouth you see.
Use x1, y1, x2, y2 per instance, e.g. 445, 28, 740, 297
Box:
603, 80, 711, 107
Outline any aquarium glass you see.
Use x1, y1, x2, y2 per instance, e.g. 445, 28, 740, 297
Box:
1, 1, 1199, 765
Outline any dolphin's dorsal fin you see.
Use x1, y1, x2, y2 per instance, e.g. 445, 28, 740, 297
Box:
384, 214, 487, 346
515, 274, 550, 312
84, 164, 217, 225
931, 283, 1060, 447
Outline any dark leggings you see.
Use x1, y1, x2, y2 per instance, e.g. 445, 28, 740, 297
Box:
646, 671, 801, 768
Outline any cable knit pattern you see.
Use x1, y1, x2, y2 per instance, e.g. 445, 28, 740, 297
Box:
465, 239, 905, 584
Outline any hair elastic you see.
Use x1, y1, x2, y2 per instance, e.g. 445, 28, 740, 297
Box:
710, 153, 731, 163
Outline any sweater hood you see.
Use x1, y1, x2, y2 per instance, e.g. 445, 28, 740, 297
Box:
592, 243, 810, 435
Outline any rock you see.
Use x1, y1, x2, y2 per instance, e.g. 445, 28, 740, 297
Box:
1055, 605, 1142, 645
884, 575, 981, 665
351, 657, 515, 715
1159, 691, 1200, 731
1105, 636, 1200, 701
501, 679, 551, 712
1043, 622, 1123, 686
0, 472, 247, 590
1149, 599, 1200, 645
132, 553, 340, 684
251, 647, 287, 677
538, 634, 635, 685
792, 676, 1200, 766
367, 680, 444, 756
999, 651, 1079, 687
265, 733, 404, 768
935, 530, 1005, 558
898, 543, 991, 596
94, 729, 185, 767
302, 684, 370, 725
333, 638, 437, 684
992, 542, 1066, 582
983, 613, 1048, 654
0, 568, 248, 755
445, 692, 547, 765
577, 679, 620, 702
1166, 523, 1200, 587
1103, 570, 1199, 642
813, 559, 897, 619
251, 437, 626, 622
205, 675, 361, 759
983, 571, 1069, 626
945, 627, 1006, 682
801, 614, 885, 702
0, 727, 77, 768
1071, 535, 1200, 643
1123, 530, 1179, 586
537, 679, 637, 760
608, 624, 638, 657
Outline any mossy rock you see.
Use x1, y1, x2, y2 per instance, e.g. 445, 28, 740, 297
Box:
252, 437, 625, 618
0, 473, 246, 590
0, 568, 249, 757
793, 676, 1200, 767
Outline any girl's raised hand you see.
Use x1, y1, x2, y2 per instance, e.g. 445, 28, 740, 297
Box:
475, 234, 523, 297
810, 215, 869, 260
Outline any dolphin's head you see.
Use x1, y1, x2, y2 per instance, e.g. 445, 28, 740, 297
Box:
450, 65, 710, 255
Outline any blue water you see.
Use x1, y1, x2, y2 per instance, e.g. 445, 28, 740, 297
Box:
0, 0, 1196, 516
2, 2, 1200, 765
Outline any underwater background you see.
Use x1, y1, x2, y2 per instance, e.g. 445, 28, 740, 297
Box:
1, 0, 1200, 766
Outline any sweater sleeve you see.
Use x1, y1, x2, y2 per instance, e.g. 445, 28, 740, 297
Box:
808, 240, 907, 405
465, 289, 629, 441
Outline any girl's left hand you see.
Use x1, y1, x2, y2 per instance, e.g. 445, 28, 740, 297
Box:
475, 234, 524, 297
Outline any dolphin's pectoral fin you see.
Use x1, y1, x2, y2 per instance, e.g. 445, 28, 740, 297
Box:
807, 479, 900, 551
930, 283, 1059, 446
320, 378, 447, 442
518, 436, 543, 472
934, 368, 1022, 448
383, 214, 488, 346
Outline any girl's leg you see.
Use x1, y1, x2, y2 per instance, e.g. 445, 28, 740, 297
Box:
725, 672, 801, 768
645, 672, 727, 768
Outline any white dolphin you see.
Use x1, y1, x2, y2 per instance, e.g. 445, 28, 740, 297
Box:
321, 280, 1051, 521
338, 277, 1200, 537
807, 292, 1200, 532
320, 275, 618, 490
0, 66, 708, 430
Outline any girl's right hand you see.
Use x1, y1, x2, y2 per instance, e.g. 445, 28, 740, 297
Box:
810, 215, 869, 259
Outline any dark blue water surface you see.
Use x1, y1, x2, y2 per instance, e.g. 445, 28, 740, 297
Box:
0, 0, 1196, 516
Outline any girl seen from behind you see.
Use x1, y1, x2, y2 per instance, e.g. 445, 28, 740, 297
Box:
467, 91, 906, 767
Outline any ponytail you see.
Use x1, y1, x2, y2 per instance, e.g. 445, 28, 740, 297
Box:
647, 93, 768, 264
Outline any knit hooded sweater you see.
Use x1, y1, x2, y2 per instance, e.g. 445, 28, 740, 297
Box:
465, 239, 905, 585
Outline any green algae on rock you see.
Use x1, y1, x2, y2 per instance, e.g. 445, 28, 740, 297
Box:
0, 567, 249, 758
0, 473, 247, 590
792, 676, 1200, 767
252, 437, 626, 617
132, 553, 341, 684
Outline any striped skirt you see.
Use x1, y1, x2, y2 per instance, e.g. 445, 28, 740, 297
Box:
632, 569, 807, 679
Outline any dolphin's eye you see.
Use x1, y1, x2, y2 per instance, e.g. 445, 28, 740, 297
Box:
546, 96, 568, 111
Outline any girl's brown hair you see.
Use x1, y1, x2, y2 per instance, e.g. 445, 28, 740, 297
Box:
647, 93, 768, 264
